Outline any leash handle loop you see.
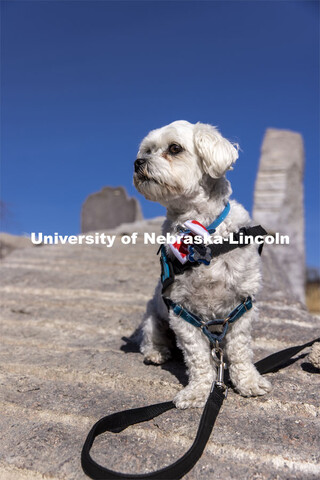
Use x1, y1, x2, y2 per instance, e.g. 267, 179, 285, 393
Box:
81, 386, 225, 480
81, 338, 320, 480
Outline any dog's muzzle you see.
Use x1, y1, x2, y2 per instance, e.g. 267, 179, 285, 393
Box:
134, 158, 147, 173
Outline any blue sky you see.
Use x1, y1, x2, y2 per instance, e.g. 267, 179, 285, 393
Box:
1, 0, 319, 266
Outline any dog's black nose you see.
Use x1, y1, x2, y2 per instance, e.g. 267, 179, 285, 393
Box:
134, 158, 147, 172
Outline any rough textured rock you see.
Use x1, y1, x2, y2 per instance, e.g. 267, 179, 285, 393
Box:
81, 186, 143, 233
0, 233, 34, 259
253, 128, 305, 303
309, 342, 320, 369
0, 219, 319, 480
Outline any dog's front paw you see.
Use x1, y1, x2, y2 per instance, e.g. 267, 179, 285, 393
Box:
236, 376, 271, 397
230, 364, 271, 397
174, 384, 210, 409
143, 347, 171, 365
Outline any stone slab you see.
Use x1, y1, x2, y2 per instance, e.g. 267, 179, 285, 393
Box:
0, 218, 319, 480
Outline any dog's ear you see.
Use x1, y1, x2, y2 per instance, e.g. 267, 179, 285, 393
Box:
194, 123, 239, 178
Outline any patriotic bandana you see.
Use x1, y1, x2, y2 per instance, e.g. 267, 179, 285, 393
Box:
168, 220, 209, 264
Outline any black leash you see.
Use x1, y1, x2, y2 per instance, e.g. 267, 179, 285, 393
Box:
81, 337, 319, 480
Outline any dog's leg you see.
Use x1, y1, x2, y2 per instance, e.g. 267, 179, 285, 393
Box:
225, 306, 271, 396
140, 282, 172, 365
170, 314, 216, 409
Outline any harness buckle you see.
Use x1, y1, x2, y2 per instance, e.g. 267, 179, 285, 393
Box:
243, 300, 249, 311
175, 305, 184, 318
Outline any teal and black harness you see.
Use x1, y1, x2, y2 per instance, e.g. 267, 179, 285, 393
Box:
159, 202, 266, 345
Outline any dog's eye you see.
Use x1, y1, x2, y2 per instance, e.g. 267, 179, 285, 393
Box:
168, 144, 182, 155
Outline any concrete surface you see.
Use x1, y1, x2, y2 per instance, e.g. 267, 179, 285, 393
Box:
0, 218, 319, 480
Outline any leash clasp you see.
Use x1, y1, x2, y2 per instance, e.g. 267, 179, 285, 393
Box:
212, 342, 228, 396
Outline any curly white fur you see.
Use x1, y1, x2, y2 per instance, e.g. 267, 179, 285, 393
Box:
134, 120, 271, 408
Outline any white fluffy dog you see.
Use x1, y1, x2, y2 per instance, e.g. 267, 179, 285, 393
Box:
133, 120, 271, 409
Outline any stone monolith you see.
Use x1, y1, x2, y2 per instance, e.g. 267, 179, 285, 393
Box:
253, 128, 305, 302
81, 186, 143, 233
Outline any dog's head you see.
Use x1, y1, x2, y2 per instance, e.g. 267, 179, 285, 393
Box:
133, 120, 238, 204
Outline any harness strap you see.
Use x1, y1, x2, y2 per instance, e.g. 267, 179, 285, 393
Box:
81, 337, 320, 480
159, 225, 267, 294
205, 201, 231, 233
207, 225, 267, 258
179, 202, 231, 236
165, 297, 253, 343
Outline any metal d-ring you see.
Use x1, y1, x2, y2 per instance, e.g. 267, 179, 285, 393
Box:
222, 316, 230, 326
